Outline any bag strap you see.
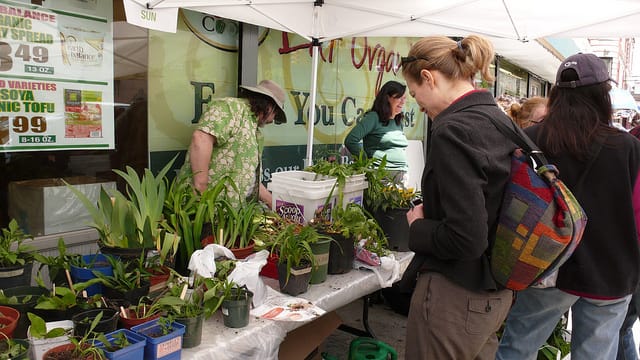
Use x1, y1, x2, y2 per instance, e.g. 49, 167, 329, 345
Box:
466, 109, 549, 167
467, 109, 602, 195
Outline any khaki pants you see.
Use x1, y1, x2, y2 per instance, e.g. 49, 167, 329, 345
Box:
406, 272, 513, 360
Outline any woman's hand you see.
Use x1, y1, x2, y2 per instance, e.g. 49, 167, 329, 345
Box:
406, 204, 424, 226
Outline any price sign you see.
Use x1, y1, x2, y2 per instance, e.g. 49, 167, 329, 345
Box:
0, 1, 114, 152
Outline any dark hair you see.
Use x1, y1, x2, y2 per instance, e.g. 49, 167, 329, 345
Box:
370, 80, 406, 126
538, 68, 617, 161
239, 88, 275, 120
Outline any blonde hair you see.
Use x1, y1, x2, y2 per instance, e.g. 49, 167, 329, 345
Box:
508, 96, 547, 128
402, 35, 495, 85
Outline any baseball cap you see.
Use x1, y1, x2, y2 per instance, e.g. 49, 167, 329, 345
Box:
240, 80, 287, 124
555, 53, 615, 88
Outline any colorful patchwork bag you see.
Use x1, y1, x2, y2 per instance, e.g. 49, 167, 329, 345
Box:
471, 110, 590, 291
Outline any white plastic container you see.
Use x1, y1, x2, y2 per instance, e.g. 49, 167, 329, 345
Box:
268, 171, 339, 224
341, 175, 368, 208
28, 320, 73, 360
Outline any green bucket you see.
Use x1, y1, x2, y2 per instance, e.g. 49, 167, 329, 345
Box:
349, 337, 398, 360
309, 238, 331, 284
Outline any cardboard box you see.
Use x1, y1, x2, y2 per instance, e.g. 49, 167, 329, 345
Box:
8, 176, 116, 236
278, 311, 342, 360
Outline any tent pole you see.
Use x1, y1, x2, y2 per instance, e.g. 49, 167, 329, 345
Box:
305, 38, 321, 167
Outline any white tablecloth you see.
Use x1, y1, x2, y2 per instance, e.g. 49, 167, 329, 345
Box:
182, 251, 414, 360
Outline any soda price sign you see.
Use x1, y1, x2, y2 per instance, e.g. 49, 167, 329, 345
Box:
0, 1, 114, 152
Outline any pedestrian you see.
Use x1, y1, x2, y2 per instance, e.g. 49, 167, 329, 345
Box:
497, 53, 640, 360
344, 80, 409, 186
398, 34, 514, 359
182, 79, 287, 207
507, 96, 547, 128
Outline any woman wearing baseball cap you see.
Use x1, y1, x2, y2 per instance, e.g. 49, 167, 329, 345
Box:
497, 53, 640, 359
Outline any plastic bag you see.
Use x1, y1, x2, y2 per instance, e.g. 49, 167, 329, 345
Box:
228, 250, 269, 307
188, 244, 235, 278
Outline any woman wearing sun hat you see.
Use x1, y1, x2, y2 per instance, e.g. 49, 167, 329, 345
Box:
184, 79, 287, 207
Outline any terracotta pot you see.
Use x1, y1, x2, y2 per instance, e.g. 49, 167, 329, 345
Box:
43, 343, 94, 360
0, 316, 18, 338
119, 308, 162, 330
230, 242, 255, 259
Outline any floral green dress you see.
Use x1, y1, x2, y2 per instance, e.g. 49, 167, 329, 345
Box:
183, 97, 263, 205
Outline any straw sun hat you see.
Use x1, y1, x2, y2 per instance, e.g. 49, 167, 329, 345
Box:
240, 80, 287, 124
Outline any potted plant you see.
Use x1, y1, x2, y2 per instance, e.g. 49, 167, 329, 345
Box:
94, 255, 151, 305
218, 279, 253, 328
0, 286, 49, 338
155, 276, 223, 348
69, 253, 114, 296
33, 283, 101, 322
94, 328, 146, 360
0, 219, 35, 290
67, 157, 178, 263
71, 308, 118, 338
0, 306, 19, 338
27, 312, 74, 360
42, 311, 106, 360
0, 332, 29, 360
369, 183, 419, 252
271, 223, 317, 296
117, 297, 164, 330
210, 198, 265, 259
131, 317, 185, 360
33, 238, 80, 287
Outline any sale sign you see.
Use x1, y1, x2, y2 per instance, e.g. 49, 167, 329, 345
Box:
0, 0, 114, 152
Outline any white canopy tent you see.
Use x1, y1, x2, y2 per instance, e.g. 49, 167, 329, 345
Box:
125, 0, 640, 164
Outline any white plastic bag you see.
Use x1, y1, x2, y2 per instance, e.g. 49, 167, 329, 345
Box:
228, 250, 269, 307
188, 244, 235, 278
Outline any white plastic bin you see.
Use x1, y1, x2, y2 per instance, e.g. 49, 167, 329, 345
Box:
29, 320, 73, 360
268, 171, 339, 224
341, 176, 368, 208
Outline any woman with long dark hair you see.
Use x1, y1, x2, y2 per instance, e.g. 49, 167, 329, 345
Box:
344, 80, 408, 185
497, 53, 640, 360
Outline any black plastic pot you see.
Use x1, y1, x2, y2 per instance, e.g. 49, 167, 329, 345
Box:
277, 262, 312, 296
99, 244, 147, 265
221, 290, 253, 329
176, 313, 204, 348
72, 308, 118, 337
1, 285, 49, 338
0, 262, 33, 291
327, 233, 354, 275
103, 281, 150, 305
375, 208, 410, 251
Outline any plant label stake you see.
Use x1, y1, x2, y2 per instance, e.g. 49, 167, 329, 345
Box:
120, 306, 128, 319
179, 283, 188, 300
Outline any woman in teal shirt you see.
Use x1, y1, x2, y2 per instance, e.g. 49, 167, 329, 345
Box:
344, 80, 409, 185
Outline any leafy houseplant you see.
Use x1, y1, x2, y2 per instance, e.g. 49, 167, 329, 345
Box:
0, 219, 35, 289
210, 199, 265, 258
271, 223, 317, 295
131, 317, 186, 360
0, 332, 29, 360
95, 328, 146, 360
218, 280, 253, 328
42, 311, 106, 360
33, 238, 80, 287
67, 157, 179, 262
94, 255, 151, 305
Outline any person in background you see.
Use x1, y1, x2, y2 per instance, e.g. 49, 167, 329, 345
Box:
399, 34, 514, 359
497, 53, 640, 360
507, 96, 547, 128
183, 80, 287, 207
344, 80, 409, 186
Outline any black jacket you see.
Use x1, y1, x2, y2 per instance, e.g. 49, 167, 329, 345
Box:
400, 91, 515, 292
525, 125, 640, 298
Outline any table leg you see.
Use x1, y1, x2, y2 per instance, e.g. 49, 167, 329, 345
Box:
338, 295, 376, 338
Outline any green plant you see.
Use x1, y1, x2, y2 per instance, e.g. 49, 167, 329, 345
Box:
33, 238, 80, 285
163, 172, 235, 273
212, 199, 264, 249
0, 218, 34, 267
27, 312, 71, 339
538, 316, 571, 360
67, 311, 106, 359
33, 283, 101, 312
0, 332, 28, 359
67, 157, 178, 251
333, 203, 389, 256
271, 223, 318, 284
156, 316, 175, 336
156, 276, 224, 319
97, 330, 131, 352
94, 255, 150, 293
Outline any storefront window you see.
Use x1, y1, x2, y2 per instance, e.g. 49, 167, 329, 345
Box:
529, 76, 543, 97
496, 60, 528, 98
0, 1, 148, 232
